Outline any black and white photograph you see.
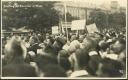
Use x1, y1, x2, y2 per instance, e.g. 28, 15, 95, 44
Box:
1, 0, 127, 79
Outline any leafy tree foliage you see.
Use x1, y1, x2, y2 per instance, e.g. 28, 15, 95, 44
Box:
2, 1, 59, 32
89, 9, 126, 31
61, 12, 79, 22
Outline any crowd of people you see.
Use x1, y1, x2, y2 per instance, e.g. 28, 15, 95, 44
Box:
1, 28, 126, 78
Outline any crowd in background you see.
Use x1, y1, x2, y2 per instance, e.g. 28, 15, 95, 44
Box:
1, 28, 126, 77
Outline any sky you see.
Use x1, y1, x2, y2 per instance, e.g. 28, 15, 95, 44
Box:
2, 0, 127, 7
73, 0, 127, 7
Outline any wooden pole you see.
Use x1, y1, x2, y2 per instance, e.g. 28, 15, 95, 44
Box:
64, 2, 68, 41
85, 8, 88, 34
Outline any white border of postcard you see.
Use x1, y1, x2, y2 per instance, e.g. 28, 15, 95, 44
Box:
1, 0, 127, 79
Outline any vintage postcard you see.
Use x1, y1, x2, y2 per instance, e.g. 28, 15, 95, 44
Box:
1, 0, 127, 79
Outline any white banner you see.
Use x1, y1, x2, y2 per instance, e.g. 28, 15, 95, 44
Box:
86, 23, 99, 33
71, 20, 86, 30
52, 26, 59, 34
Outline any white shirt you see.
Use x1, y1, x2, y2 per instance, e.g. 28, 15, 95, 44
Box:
69, 70, 89, 77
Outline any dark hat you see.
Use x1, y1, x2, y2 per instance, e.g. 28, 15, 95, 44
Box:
56, 37, 67, 46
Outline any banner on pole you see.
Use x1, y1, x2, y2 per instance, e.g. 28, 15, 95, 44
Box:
86, 23, 99, 33
71, 20, 86, 30
52, 26, 59, 34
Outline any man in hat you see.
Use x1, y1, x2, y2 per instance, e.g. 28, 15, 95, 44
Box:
52, 36, 67, 55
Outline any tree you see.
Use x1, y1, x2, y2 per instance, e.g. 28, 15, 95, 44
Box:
89, 9, 126, 31
108, 12, 126, 29
61, 12, 79, 22
89, 10, 108, 30
2, 1, 60, 32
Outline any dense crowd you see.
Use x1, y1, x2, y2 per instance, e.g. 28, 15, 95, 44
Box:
2, 29, 126, 77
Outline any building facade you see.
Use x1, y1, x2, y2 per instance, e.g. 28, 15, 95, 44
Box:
54, 1, 97, 20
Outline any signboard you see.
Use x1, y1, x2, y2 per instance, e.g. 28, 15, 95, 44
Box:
52, 26, 59, 34
71, 20, 86, 30
61, 22, 71, 28
86, 23, 99, 33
